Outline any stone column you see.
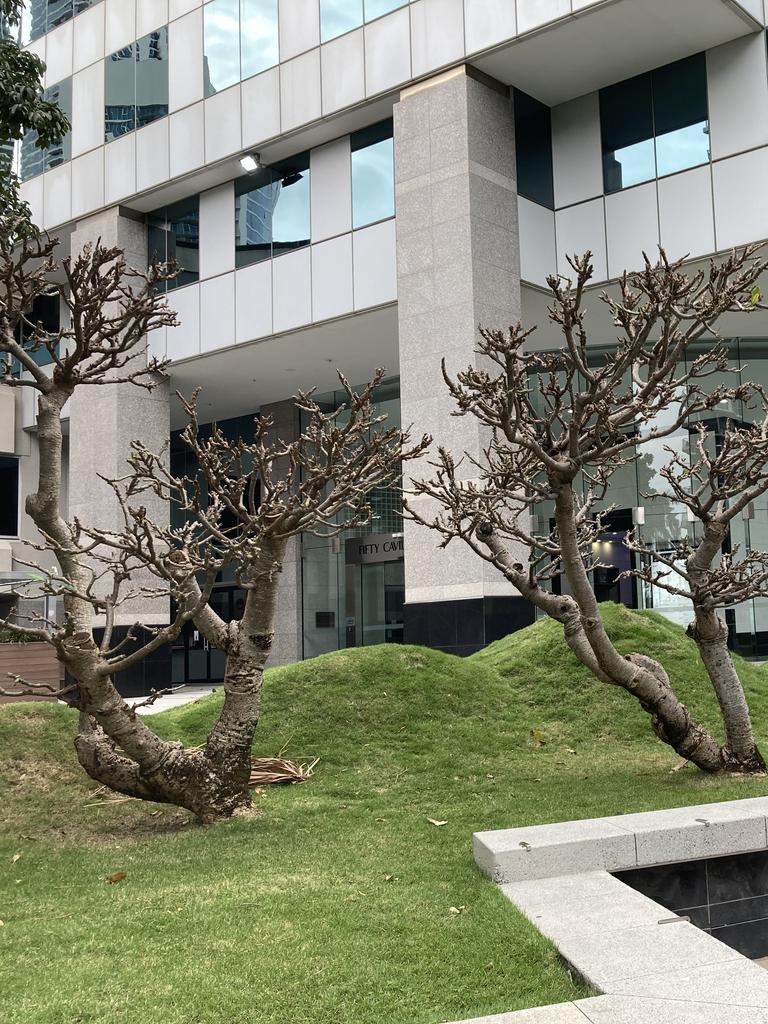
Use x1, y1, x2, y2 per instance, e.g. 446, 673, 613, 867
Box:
395, 66, 534, 654
260, 397, 302, 666
68, 208, 171, 691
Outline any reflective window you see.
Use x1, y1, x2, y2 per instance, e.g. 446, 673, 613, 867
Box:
148, 196, 200, 291
106, 28, 168, 141
364, 0, 407, 18
513, 88, 554, 209
351, 119, 394, 228
204, 0, 240, 97
0, 457, 19, 538
20, 77, 72, 180
241, 0, 279, 79
320, 0, 362, 42
21, 0, 98, 44
235, 153, 311, 267
600, 53, 709, 193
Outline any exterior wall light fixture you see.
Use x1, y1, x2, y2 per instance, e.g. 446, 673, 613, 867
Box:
240, 152, 263, 173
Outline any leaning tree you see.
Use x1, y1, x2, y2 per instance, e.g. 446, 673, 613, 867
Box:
408, 248, 768, 774
0, 197, 428, 821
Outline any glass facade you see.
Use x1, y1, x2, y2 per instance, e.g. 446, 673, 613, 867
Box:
19, 0, 98, 44
105, 28, 169, 142
320, 0, 407, 42
19, 77, 72, 181
204, 0, 279, 97
351, 119, 394, 229
235, 152, 310, 267
513, 88, 554, 209
0, 457, 19, 538
600, 53, 709, 193
148, 196, 200, 290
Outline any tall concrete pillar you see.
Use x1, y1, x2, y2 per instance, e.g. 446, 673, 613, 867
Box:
68, 208, 170, 686
394, 66, 534, 654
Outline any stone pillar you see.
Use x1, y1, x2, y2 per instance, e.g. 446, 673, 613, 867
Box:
260, 397, 302, 666
68, 208, 171, 691
394, 66, 534, 654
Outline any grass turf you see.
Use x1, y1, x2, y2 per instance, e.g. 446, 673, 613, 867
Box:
3, 603, 768, 1023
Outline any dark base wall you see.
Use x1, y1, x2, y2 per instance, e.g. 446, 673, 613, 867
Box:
403, 596, 535, 657
66, 626, 172, 699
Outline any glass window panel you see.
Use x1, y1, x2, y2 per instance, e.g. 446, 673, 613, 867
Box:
0, 457, 19, 537
105, 44, 136, 141
241, 0, 278, 79
272, 156, 310, 257
351, 121, 394, 228
235, 170, 278, 267
46, 0, 73, 31
44, 78, 71, 168
320, 0, 362, 42
513, 89, 554, 209
364, 0, 407, 18
167, 196, 200, 288
652, 54, 709, 178
600, 72, 655, 193
204, 0, 240, 97
20, 127, 45, 181
136, 27, 169, 129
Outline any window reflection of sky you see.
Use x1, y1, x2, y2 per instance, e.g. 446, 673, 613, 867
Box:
204, 0, 240, 95
352, 138, 394, 228
241, 0, 279, 78
321, 0, 363, 41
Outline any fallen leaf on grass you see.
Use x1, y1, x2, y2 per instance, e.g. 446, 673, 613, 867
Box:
11, 853, 21, 865
106, 872, 127, 884
427, 818, 448, 827
530, 728, 546, 748
384, 874, 398, 882
670, 759, 690, 773
150, 810, 162, 818
448, 905, 467, 915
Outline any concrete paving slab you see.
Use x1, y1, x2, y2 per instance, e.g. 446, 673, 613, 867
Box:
553, 919, 740, 990
607, 957, 768, 1006
603, 801, 768, 865
441, 1005, 588, 1023
575, 995, 768, 1023
473, 819, 637, 883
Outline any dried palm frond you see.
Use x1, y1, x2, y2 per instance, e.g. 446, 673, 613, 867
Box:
249, 756, 318, 787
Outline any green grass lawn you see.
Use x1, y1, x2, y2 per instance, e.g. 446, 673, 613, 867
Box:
3, 603, 768, 1024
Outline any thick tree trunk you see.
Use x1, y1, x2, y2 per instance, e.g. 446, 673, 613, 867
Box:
553, 482, 735, 773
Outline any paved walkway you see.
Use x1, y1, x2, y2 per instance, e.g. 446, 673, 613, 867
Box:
134, 684, 217, 715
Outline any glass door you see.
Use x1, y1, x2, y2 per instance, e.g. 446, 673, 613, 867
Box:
170, 586, 247, 684
359, 560, 404, 646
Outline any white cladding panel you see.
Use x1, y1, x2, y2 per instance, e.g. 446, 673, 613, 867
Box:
310, 137, 352, 242
199, 182, 236, 280
518, 197, 556, 287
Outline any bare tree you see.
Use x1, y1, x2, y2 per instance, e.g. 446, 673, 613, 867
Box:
407, 248, 768, 774
0, 206, 428, 821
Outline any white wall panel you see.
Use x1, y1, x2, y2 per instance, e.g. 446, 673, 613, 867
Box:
410, 0, 464, 78
204, 84, 242, 162
44, 20, 73, 86
201, 274, 236, 352
19, 176, 44, 229
555, 198, 607, 282
165, 284, 201, 361
517, 0, 569, 34
104, 0, 136, 54
242, 67, 281, 147
137, 0, 168, 35
278, 0, 320, 61
273, 249, 312, 332
464, 0, 516, 54
104, 133, 137, 204
170, 0, 201, 18
518, 197, 556, 286
72, 61, 105, 157
199, 182, 235, 279
235, 261, 273, 343
43, 163, 72, 229
365, 8, 411, 97
169, 102, 205, 177
605, 182, 659, 277
658, 166, 715, 262
71, 148, 105, 218
312, 235, 354, 321
551, 92, 603, 209
707, 34, 768, 161
147, 325, 167, 361
353, 219, 397, 310
280, 50, 321, 132
310, 137, 352, 242
169, 9, 204, 112
73, 2, 105, 73
713, 148, 768, 250
321, 28, 365, 115
136, 117, 170, 192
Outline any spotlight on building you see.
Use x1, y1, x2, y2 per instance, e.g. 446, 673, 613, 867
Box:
240, 152, 263, 173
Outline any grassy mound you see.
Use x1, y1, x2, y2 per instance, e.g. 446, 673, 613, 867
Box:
2, 605, 768, 1024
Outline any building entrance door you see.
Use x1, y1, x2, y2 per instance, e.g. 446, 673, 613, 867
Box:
344, 533, 405, 648
171, 585, 246, 685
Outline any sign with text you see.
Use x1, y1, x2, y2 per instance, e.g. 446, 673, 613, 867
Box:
345, 533, 404, 565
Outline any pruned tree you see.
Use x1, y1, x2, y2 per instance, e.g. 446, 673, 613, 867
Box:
0, 205, 428, 821
407, 247, 768, 774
